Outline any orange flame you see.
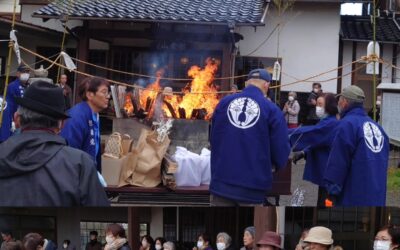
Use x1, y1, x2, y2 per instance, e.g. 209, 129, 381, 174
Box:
163, 58, 220, 119
124, 92, 134, 115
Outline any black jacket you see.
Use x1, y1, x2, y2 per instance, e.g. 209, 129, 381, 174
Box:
0, 130, 110, 206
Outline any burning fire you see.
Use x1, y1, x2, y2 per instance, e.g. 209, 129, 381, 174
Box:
163, 58, 220, 119
124, 58, 221, 120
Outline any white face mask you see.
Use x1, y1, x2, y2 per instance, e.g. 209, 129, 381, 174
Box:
106, 235, 114, 244
20, 73, 30, 82
197, 241, 204, 249
288, 96, 294, 102
216, 242, 226, 250
313, 88, 319, 93
63, 244, 68, 249
373, 240, 391, 250
315, 106, 325, 118
155, 244, 162, 250
376, 101, 381, 106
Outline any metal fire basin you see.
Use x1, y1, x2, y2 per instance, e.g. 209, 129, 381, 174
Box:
112, 118, 210, 154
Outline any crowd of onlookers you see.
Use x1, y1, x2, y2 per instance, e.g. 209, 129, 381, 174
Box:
2, 223, 400, 250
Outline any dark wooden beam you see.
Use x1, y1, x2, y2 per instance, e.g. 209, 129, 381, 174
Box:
254, 207, 277, 249
19, 0, 49, 4
85, 29, 231, 43
128, 207, 141, 250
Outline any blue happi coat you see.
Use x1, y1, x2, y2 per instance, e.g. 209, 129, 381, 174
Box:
324, 105, 389, 206
60, 101, 101, 172
0, 79, 25, 142
289, 115, 339, 186
210, 85, 290, 203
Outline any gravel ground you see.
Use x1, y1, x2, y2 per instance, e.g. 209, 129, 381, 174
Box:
278, 150, 400, 207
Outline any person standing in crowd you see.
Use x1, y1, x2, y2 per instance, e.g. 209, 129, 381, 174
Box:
154, 238, 166, 250
162, 242, 175, 250
324, 85, 389, 206
0, 64, 30, 143
86, 231, 102, 250
0, 81, 109, 206
368, 95, 381, 123
216, 232, 235, 250
104, 224, 130, 250
61, 77, 110, 172
210, 69, 290, 205
60, 240, 75, 250
256, 231, 282, 250
141, 236, 154, 250
283, 91, 300, 128
306, 82, 322, 125
295, 229, 310, 250
56, 74, 73, 110
43, 238, 57, 250
194, 233, 213, 250
241, 227, 255, 250
290, 93, 340, 206
1, 231, 15, 250
2, 241, 22, 250
22, 233, 44, 250
374, 225, 400, 250
303, 226, 334, 250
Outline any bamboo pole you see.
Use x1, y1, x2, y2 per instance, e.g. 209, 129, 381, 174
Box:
0, 0, 18, 128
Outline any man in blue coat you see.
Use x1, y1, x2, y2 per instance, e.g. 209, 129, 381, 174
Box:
210, 69, 290, 205
0, 64, 30, 143
61, 77, 110, 172
324, 85, 389, 206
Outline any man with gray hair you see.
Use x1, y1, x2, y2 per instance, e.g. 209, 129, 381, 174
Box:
324, 85, 389, 206
0, 81, 109, 206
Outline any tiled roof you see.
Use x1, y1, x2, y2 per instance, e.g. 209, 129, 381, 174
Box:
33, 0, 267, 25
341, 15, 400, 43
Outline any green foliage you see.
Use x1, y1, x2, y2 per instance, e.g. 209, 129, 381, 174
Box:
387, 167, 400, 190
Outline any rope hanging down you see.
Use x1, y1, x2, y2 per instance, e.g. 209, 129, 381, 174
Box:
18, 45, 381, 94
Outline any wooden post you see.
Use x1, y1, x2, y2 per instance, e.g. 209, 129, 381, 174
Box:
74, 21, 89, 104
253, 207, 277, 248
128, 207, 140, 250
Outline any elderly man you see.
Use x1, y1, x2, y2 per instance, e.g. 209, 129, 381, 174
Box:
0, 64, 30, 143
210, 68, 290, 205
57, 74, 73, 110
0, 81, 109, 206
324, 85, 389, 206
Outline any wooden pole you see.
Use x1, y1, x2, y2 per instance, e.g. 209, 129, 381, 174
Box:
253, 207, 277, 250
0, 0, 17, 127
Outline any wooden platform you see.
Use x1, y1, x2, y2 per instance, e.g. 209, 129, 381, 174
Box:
105, 162, 292, 206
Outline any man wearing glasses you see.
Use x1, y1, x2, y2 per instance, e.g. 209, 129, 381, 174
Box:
61, 77, 110, 172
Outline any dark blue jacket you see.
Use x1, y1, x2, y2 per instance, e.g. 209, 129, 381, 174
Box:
210, 85, 290, 203
324, 105, 389, 206
0, 79, 25, 142
289, 115, 339, 186
60, 101, 101, 172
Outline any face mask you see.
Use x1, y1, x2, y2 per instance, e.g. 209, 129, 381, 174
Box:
313, 88, 319, 93
315, 106, 325, 118
288, 96, 294, 102
373, 240, 391, 250
197, 241, 204, 249
20, 73, 30, 82
106, 236, 114, 244
63, 244, 68, 249
376, 101, 381, 106
155, 244, 162, 250
216, 243, 226, 250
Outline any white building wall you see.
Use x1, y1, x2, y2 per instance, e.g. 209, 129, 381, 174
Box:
237, 3, 341, 93
150, 207, 164, 239
341, 41, 353, 90
0, 0, 21, 13
21, 5, 83, 32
